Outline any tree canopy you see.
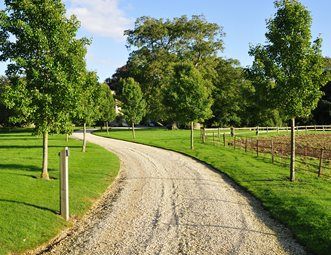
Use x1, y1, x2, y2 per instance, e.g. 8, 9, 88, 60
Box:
123, 15, 223, 121
0, 0, 88, 178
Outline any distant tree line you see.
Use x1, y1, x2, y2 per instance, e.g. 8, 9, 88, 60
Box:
107, 6, 330, 129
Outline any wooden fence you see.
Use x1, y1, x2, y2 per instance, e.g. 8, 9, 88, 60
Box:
200, 126, 331, 178
201, 125, 331, 137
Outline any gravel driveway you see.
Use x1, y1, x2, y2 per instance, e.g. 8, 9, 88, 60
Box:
38, 132, 306, 255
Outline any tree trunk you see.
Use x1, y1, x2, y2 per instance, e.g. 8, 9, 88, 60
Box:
132, 122, 135, 140
190, 121, 194, 150
41, 131, 49, 180
66, 133, 69, 142
106, 121, 109, 134
171, 122, 178, 130
82, 123, 87, 152
290, 117, 296, 181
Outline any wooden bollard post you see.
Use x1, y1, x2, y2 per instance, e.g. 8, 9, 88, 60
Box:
59, 147, 69, 221
223, 133, 226, 146
271, 140, 274, 164
318, 148, 324, 177
256, 139, 259, 157
245, 138, 248, 153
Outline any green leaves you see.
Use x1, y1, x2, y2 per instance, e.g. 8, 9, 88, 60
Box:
249, 0, 326, 119
0, 0, 88, 134
98, 83, 116, 123
164, 63, 213, 123
124, 15, 224, 121
120, 78, 146, 125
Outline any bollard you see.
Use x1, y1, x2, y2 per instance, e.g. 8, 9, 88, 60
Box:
59, 147, 69, 221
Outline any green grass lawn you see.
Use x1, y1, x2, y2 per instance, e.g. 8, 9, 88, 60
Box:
0, 131, 119, 255
96, 128, 331, 255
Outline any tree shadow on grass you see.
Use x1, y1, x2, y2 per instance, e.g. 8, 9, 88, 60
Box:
0, 163, 57, 172
0, 199, 58, 214
0, 145, 81, 149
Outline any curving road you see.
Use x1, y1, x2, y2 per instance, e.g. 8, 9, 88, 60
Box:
40, 132, 305, 255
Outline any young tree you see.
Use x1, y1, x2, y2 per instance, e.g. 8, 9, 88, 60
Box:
98, 83, 116, 133
75, 71, 101, 152
249, 0, 326, 181
0, 0, 88, 179
120, 78, 146, 139
164, 63, 213, 149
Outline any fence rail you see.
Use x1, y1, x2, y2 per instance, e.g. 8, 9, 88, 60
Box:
201, 125, 331, 136
199, 126, 331, 178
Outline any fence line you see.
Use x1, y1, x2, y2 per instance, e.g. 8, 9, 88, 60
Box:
200, 125, 331, 137
200, 129, 331, 178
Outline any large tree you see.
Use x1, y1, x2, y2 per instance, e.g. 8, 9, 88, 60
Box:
120, 77, 146, 139
164, 63, 213, 149
124, 15, 223, 122
249, 0, 326, 181
207, 58, 252, 127
0, 0, 88, 179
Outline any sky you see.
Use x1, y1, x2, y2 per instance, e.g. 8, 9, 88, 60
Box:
0, 0, 330, 81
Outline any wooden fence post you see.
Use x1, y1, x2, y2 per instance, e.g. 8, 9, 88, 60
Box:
59, 147, 69, 221
223, 133, 226, 146
318, 148, 324, 177
271, 140, 274, 164
256, 139, 259, 157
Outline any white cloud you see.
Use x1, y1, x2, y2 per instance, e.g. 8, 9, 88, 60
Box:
67, 0, 132, 40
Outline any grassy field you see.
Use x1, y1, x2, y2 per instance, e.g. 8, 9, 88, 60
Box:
0, 130, 119, 255
96, 128, 331, 255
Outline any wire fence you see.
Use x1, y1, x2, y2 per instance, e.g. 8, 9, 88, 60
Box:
200, 127, 331, 178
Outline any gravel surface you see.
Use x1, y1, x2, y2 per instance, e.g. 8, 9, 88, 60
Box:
36, 132, 306, 255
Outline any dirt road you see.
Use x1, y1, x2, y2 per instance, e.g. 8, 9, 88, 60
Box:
41, 132, 305, 255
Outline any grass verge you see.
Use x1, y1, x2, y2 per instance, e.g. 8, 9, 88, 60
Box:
0, 131, 119, 255
95, 128, 331, 255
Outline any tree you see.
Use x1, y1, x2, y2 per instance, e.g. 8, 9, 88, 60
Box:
312, 57, 331, 124
0, 0, 88, 179
207, 58, 252, 127
124, 15, 223, 122
120, 78, 146, 139
249, 0, 326, 181
164, 63, 213, 149
98, 83, 116, 133
75, 71, 101, 152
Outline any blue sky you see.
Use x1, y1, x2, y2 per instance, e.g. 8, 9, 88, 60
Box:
0, 0, 330, 81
